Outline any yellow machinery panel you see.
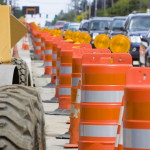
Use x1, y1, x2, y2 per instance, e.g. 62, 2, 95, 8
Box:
0, 5, 27, 62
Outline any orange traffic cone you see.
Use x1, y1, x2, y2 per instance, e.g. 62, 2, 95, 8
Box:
114, 96, 124, 150
64, 80, 81, 148
118, 121, 123, 150
22, 36, 25, 49
13, 44, 19, 58
24, 34, 29, 50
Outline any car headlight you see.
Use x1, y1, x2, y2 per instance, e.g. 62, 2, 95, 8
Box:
128, 36, 141, 43
93, 33, 99, 40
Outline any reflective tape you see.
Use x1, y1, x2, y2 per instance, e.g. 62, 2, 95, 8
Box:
57, 61, 60, 67
41, 43, 44, 46
123, 128, 150, 149
71, 104, 75, 113
115, 134, 119, 147
76, 89, 81, 103
59, 88, 71, 95
79, 125, 117, 137
60, 67, 72, 74
34, 38, 37, 41
52, 69, 56, 74
118, 106, 124, 125
56, 79, 59, 85
36, 39, 41, 42
45, 62, 52, 66
81, 91, 124, 103
41, 51, 44, 54
52, 54, 57, 59
45, 50, 52, 54
36, 46, 41, 49
72, 77, 81, 87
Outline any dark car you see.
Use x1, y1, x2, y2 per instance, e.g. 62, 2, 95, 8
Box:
121, 13, 150, 61
107, 17, 127, 39
139, 29, 150, 66
82, 17, 113, 47
79, 20, 89, 33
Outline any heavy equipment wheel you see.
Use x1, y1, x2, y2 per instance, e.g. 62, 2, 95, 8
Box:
11, 57, 31, 86
0, 85, 46, 150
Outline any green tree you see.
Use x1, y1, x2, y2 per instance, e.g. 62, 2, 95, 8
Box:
0, 0, 5, 5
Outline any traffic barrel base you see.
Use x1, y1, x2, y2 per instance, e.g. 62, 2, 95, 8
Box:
45, 108, 70, 116
43, 97, 58, 103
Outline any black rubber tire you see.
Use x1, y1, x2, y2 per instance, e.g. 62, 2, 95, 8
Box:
11, 57, 31, 86
0, 85, 45, 150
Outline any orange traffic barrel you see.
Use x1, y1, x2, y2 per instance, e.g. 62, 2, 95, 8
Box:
78, 53, 132, 150
123, 67, 150, 150
44, 39, 53, 75
68, 48, 111, 141
35, 33, 42, 55
65, 79, 81, 148
40, 33, 46, 60
115, 96, 124, 150
50, 38, 63, 84
58, 43, 92, 111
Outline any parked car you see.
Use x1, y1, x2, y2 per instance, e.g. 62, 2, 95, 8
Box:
139, 29, 150, 66
63, 22, 80, 35
62, 22, 70, 32
82, 17, 113, 47
79, 20, 89, 32
107, 16, 127, 39
121, 13, 150, 61
54, 21, 66, 29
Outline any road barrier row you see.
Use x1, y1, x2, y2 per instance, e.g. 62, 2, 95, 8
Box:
29, 23, 150, 150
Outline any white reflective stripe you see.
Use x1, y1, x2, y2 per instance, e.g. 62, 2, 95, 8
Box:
36, 39, 41, 42
73, 108, 79, 118
124, 128, 150, 149
52, 54, 57, 59
34, 38, 37, 41
79, 125, 117, 137
56, 79, 59, 85
76, 89, 81, 103
81, 91, 124, 103
118, 106, 124, 125
41, 51, 44, 54
57, 61, 60, 67
118, 121, 123, 145
45, 62, 52, 66
59, 88, 71, 95
72, 77, 81, 87
60, 67, 72, 74
70, 104, 75, 113
41, 43, 44, 46
52, 69, 56, 74
36, 46, 41, 49
45, 50, 52, 54
115, 134, 119, 147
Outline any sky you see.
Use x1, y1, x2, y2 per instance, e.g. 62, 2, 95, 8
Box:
17, 0, 76, 27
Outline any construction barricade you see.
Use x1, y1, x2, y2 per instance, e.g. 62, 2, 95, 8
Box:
65, 48, 111, 148
78, 53, 132, 150
35, 32, 42, 55
123, 67, 150, 150
50, 38, 63, 84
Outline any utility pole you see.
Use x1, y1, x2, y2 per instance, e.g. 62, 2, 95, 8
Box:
111, 0, 114, 7
89, 0, 91, 19
139, 0, 142, 10
104, 0, 106, 11
85, 0, 87, 19
82, 0, 83, 20
95, 0, 97, 17
74, 0, 76, 21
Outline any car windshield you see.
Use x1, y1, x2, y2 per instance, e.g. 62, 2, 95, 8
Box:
129, 16, 150, 31
64, 23, 69, 29
112, 19, 126, 31
56, 22, 65, 25
68, 25, 79, 30
90, 21, 111, 31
